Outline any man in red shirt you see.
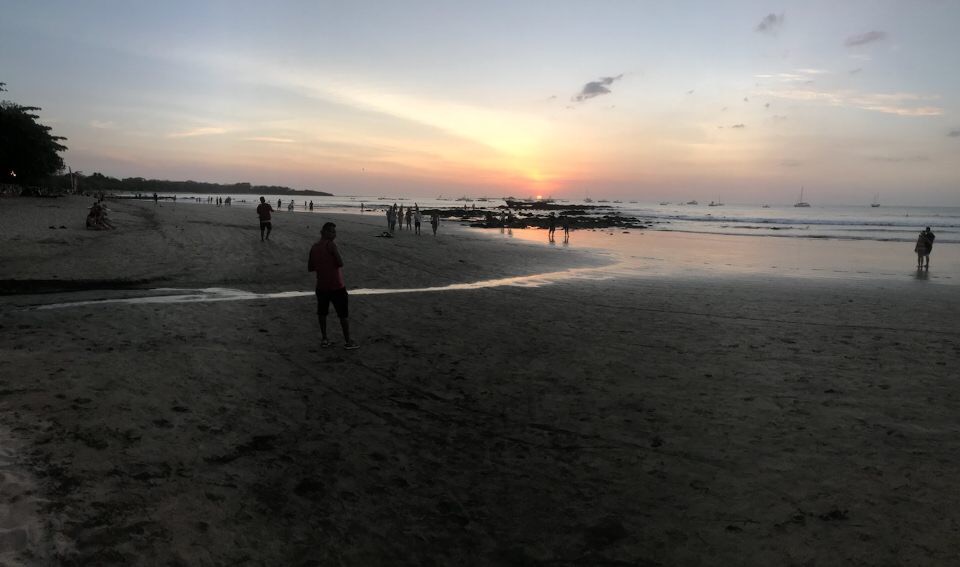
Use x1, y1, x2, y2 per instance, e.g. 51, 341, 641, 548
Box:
308, 222, 359, 349
256, 196, 274, 241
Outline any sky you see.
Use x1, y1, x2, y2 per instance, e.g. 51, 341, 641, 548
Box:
2, 0, 959, 204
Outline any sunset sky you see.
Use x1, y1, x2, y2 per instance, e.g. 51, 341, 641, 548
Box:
3, 1, 959, 204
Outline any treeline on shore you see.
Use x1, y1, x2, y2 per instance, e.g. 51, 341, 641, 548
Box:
9, 172, 333, 197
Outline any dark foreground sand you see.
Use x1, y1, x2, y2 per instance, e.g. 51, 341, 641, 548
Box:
2, 197, 959, 566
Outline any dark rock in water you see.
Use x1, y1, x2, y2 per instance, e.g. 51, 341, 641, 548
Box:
583, 516, 629, 549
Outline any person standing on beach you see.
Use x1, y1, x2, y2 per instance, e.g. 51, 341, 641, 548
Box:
915, 226, 935, 270
308, 222, 359, 350
562, 215, 570, 242
547, 212, 557, 241
405, 207, 413, 230
256, 196, 274, 241
431, 212, 440, 236
414, 209, 422, 235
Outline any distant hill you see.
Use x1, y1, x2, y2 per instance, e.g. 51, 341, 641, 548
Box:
43, 172, 333, 196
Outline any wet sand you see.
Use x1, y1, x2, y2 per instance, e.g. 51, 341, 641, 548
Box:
2, 196, 959, 565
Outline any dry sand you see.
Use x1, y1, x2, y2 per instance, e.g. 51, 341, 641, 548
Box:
2, 196, 959, 565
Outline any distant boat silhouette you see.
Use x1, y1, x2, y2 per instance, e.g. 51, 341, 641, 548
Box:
793, 186, 810, 208
659, 201, 670, 205
871, 193, 880, 208
708, 195, 724, 206
686, 199, 698, 205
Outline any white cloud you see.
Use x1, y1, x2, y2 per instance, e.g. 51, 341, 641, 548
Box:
761, 88, 942, 117
243, 137, 295, 144
168, 126, 228, 138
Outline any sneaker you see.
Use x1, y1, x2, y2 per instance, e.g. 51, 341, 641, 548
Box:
320, 339, 333, 348
344, 341, 360, 350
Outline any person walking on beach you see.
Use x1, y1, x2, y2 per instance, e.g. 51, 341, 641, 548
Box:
430, 212, 440, 236
398, 204, 405, 230
414, 209, 422, 235
405, 207, 413, 230
256, 196, 274, 241
308, 222, 359, 350
915, 226, 936, 270
547, 212, 557, 241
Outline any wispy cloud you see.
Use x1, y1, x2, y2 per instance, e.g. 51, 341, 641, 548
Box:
731, 124, 746, 129
755, 13, 784, 33
845, 31, 887, 47
849, 68, 863, 75
755, 68, 830, 84
761, 88, 942, 116
168, 127, 228, 138
572, 74, 623, 102
89, 120, 115, 129
868, 154, 929, 163
243, 136, 295, 144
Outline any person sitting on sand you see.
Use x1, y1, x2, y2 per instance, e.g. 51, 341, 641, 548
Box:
308, 222, 359, 350
256, 196, 274, 241
915, 226, 935, 270
86, 201, 114, 230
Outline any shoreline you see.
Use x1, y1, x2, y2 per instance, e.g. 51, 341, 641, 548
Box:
2, 196, 960, 565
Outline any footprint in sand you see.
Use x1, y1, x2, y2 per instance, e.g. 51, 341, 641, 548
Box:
0, 433, 46, 564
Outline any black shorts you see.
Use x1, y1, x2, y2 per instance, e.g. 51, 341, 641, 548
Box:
316, 287, 348, 318
260, 221, 272, 230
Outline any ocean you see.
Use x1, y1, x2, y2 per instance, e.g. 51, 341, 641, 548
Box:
154, 193, 959, 245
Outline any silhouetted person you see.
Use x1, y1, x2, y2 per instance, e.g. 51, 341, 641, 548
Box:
562, 215, 570, 242
414, 209, 422, 235
915, 226, 935, 270
308, 222, 358, 350
256, 196, 274, 241
431, 212, 440, 236
547, 212, 557, 241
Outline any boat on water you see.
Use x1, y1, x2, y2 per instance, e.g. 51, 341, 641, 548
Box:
708, 198, 724, 207
686, 200, 698, 205
761, 204, 770, 208
793, 186, 810, 208
612, 200, 622, 203
871, 193, 880, 208
597, 199, 610, 203
629, 200, 638, 204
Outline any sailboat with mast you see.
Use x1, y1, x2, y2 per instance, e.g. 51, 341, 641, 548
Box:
871, 193, 880, 208
793, 186, 810, 208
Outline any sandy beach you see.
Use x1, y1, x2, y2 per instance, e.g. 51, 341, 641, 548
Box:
2, 196, 959, 565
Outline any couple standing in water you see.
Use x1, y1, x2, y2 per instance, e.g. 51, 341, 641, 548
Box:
914, 227, 936, 270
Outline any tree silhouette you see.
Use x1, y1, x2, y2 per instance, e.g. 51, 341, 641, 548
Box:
0, 82, 68, 185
